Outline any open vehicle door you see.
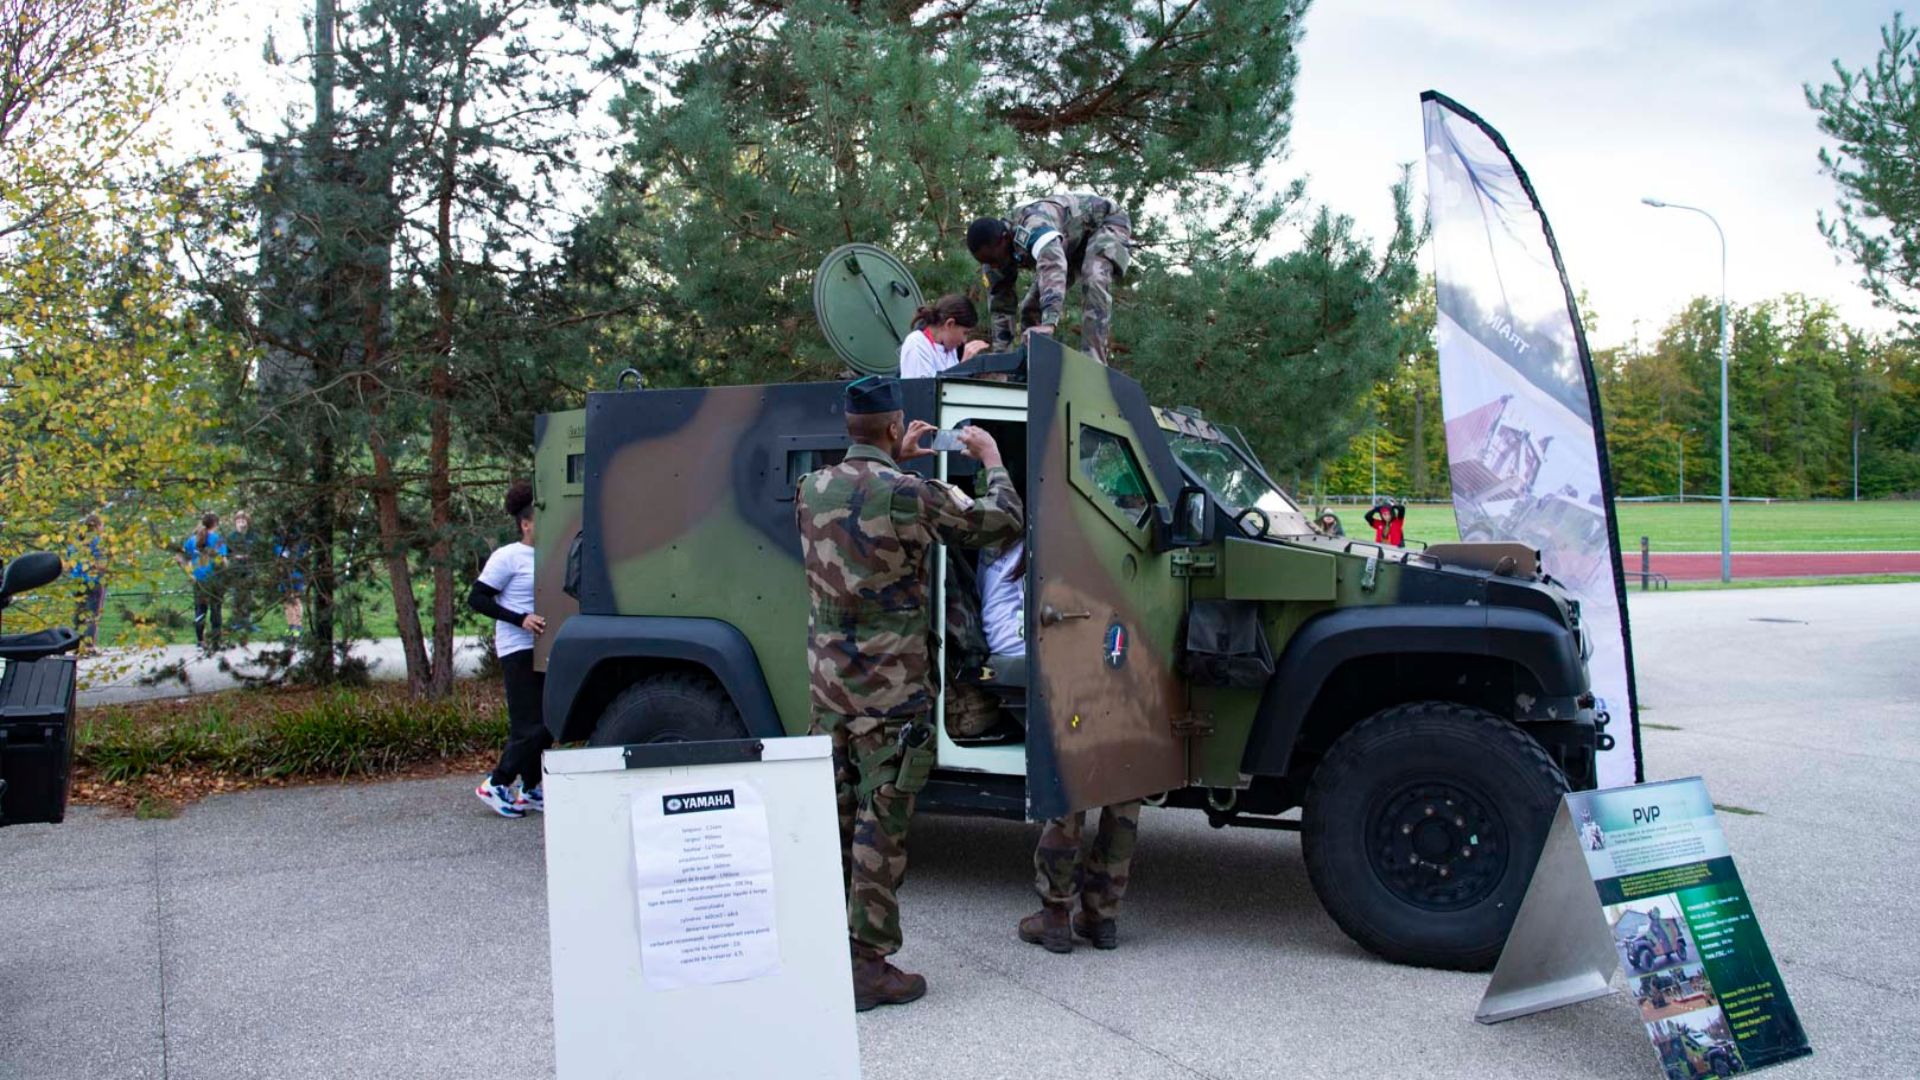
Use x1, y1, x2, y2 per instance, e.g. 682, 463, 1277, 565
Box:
1024, 337, 1190, 819
532, 410, 585, 671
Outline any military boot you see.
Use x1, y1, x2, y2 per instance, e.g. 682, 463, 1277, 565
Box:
1073, 911, 1119, 950
1018, 907, 1073, 954
852, 953, 927, 1011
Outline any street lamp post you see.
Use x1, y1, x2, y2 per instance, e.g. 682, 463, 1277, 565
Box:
1643, 197, 1732, 583
1854, 423, 1865, 502
1678, 434, 1685, 503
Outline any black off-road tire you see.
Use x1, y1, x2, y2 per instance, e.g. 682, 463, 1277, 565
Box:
1301, 701, 1569, 971
590, 672, 747, 746
1633, 945, 1654, 971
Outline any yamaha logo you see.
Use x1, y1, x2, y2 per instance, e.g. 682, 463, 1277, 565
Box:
663, 789, 736, 815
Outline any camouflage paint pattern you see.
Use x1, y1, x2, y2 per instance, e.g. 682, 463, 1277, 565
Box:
574, 380, 935, 734
531, 410, 584, 671
1034, 800, 1141, 920
983, 193, 1132, 364
1024, 337, 1190, 819
547, 340, 1591, 818
794, 444, 1022, 719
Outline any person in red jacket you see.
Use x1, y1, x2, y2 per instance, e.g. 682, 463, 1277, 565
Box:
1364, 500, 1407, 546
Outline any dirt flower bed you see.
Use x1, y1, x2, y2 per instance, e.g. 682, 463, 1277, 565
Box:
72, 680, 508, 815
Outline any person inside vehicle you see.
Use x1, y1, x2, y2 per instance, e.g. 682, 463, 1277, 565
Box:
898, 293, 991, 378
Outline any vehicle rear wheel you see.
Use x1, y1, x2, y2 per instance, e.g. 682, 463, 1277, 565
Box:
1301, 701, 1568, 971
590, 672, 747, 746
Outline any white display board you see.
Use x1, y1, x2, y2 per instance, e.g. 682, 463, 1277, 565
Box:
543, 736, 859, 1080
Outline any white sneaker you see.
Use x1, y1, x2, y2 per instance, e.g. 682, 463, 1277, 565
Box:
475, 778, 525, 818
516, 784, 545, 813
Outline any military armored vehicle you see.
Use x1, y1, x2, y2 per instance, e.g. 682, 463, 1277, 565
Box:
1624, 912, 1691, 971
532, 246, 1603, 971
1656, 1024, 1742, 1078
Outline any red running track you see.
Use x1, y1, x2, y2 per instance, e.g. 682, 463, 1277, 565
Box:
1640, 551, 1920, 582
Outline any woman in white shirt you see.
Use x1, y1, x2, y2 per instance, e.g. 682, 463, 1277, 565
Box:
467, 480, 549, 817
898, 293, 991, 378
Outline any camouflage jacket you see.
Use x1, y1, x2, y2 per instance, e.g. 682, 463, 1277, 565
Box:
983, 192, 1124, 348
796, 444, 1024, 719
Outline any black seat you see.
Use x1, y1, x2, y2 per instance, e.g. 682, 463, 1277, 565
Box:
977, 653, 1026, 689
0, 628, 79, 663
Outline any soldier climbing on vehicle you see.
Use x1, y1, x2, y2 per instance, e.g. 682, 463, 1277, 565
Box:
795, 376, 1024, 1011
968, 192, 1132, 365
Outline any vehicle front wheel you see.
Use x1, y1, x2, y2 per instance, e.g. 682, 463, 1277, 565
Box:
590, 672, 748, 746
1301, 701, 1569, 971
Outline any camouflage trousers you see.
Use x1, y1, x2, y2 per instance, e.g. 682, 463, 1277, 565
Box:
810, 709, 921, 958
1019, 213, 1131, 366
1034, 801, 1142, 921
943, 680, 1003, 739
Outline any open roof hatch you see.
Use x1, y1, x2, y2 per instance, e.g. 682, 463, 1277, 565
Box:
812, 243, 923, 376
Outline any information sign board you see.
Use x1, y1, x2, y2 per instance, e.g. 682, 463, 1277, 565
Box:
543, 737, 859, 1080
1479, 778, 1812, 1078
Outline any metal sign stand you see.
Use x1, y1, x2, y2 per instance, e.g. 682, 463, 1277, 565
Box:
543, 736, 859, 1080
1475, 800, 1620, 1023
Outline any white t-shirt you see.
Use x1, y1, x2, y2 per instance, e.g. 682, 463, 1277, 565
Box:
979, 542, 1026, 657
479, 542, 537, 656
899, 327, 960, 379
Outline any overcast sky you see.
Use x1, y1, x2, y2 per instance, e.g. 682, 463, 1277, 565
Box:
1286, 0, 1898, 348
191, 1, 1899, 350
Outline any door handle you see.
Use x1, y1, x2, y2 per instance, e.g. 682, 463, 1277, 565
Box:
1040, 604, 1091, 627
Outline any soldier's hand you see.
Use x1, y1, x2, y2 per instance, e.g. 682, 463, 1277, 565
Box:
962, 339, 990, 360
898, 419, 939, 462
955, 425, 1003, 469
521, 613, 547, 635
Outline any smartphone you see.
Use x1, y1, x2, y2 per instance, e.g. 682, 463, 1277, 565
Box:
927, 429, 964, 452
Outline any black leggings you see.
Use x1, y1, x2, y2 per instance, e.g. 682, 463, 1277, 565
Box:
489, 649, 550, 790
193, 581, 222, 646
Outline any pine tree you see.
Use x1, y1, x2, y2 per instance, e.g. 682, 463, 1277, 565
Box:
575, 0, 1419, 474
215, 0, 635, 694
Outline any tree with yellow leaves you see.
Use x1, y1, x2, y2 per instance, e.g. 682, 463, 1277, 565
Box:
0, 0, 243, 648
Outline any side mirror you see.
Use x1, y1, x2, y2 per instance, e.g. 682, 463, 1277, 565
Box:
1168, 486, 1215, 548
0, 551, 62, 604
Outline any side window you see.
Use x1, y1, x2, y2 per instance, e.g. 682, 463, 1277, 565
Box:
565, 452, 586, 487
786, 448, 846, 488
1079, 425, 1151, 525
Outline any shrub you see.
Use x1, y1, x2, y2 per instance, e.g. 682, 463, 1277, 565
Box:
77, 683, 508, 784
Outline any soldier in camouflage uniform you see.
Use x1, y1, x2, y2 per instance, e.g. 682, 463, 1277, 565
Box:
796, 377, 1024, 1010
968, 192, 1133, 365
1020, 802, 1144, 952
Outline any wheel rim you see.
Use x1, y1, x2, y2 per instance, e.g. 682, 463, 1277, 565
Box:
1365, 777, 1510, 912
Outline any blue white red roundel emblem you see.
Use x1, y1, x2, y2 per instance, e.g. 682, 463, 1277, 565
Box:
1103, 621, 1128, 668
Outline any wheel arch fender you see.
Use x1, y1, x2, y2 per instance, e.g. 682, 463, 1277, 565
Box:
1240, 604, 1586, 778
542, 615, 784, 742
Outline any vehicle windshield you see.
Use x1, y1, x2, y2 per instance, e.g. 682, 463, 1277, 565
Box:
1166, 432, 1312, 537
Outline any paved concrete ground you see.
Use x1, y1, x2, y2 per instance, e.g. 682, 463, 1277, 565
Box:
5, 584, 1915, 1079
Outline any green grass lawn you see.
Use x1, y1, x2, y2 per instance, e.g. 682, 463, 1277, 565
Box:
1378, 500, 1920, 553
